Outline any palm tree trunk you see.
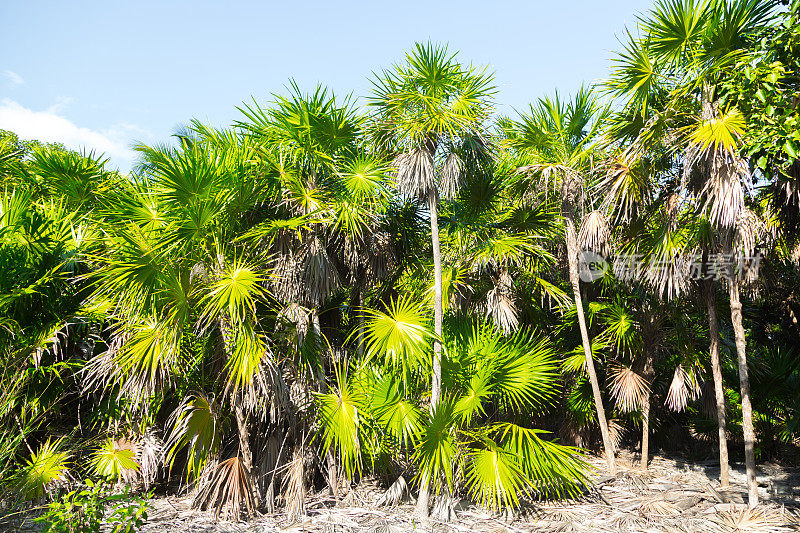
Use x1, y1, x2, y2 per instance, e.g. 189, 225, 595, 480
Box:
217, 308, 261, 508
353, 286, 365, 357
417, 188, 443, 518
235, 406, 254, 472
728, 278, 758, 506
310, 309, 339, 498
640, 352, 655, 470
704, 280, 730, 488
429, 189, 443, 409
234, 404, 261, 507
564, 213, 616, 474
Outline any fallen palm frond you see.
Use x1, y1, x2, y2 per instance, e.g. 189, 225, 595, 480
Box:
711, 507, 791, 533
375, 475, 409, 507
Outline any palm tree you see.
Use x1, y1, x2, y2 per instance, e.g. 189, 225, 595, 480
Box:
369, 42, 495, 515
83, 126, 287, 516
606, 0, 775, 503
504, 89, 617, 474
315, 298, 589, 516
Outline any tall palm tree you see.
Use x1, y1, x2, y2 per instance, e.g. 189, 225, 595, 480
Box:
504, 89, 617, 474
369, 42, 495, 515
606, 0, 775, 503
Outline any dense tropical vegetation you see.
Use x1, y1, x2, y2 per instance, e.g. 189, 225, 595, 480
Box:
1, 0, 799, 527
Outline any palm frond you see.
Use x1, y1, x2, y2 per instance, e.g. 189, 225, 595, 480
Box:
15, 438, 70, 500
91, 438, 140, 484
609, 364, 650, 413
194, 456, 255, 521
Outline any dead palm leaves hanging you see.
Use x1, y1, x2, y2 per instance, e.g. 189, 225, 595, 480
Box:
609, 364, 650, 413
665, 364, 701, 413
194, 456, 256, 521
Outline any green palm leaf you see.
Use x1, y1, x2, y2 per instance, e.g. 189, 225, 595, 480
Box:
165, 393, 221, 481
360, 295, 432, 370
464, 441, 527, 510
315, 366, 362, 478
16, 438, 70, 500
91, 438, 140, 483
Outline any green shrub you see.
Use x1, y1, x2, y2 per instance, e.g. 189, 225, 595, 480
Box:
35, 480, 148, 533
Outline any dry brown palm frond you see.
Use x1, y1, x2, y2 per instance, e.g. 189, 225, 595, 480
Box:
393, 147, 436, 199
277, 302, 309, 337
300, 235, 340, 307
137, 430, 163, 491
645, 251, 691, 301
288, 370, 314, 414
189, 262, 209, 285
194, 456, 255, 521
639, 498, 680, 518
440, 151, 463, 200
270, 251, 303, 304
276, 302, 310, 349
486, 270, 518, 334
341, 234, 361, 277
711, 507, 790, 533
517, 163, 586, 213
257, 433, 283, 514
609, 364, 649, 413
732, 208, 763, 258
729, 208, 767, 285
685, 143, 751, 230
578, 210, 611, 254
283, 448, 306, 521
365, 230, 396, 284
607, 418, 625, 452
665, 364, 701, 413
234, 354, 288, 421
376, 475, 409, 507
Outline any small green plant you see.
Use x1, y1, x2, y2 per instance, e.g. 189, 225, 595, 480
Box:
35, 479, 148, 533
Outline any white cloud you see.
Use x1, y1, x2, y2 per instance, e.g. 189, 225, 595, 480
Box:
3, 70, 24, 85
0, 98, 141, 171
47, 96, 76, 114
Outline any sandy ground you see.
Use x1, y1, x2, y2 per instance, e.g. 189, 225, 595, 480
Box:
137, 453, 800, 533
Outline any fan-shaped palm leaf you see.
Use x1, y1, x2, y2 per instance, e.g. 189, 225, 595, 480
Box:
315, 366, 362, 478
91, 438, 140, 483
165, 393, 221, 481
16, 438, 70, 500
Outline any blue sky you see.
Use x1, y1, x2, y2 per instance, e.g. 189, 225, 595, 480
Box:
1, 0, 652, 171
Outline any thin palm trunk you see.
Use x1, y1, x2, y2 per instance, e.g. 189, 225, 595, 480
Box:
429, 189, 444, 408
640, 352, 655, 470
564, 212, 616, 474
235, 406, 255, 485
416, 188, 444, 518
704, 280, 730, 487
218, 307, 260, 508
311, 309, 339, 498
728, 278, 758, 506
